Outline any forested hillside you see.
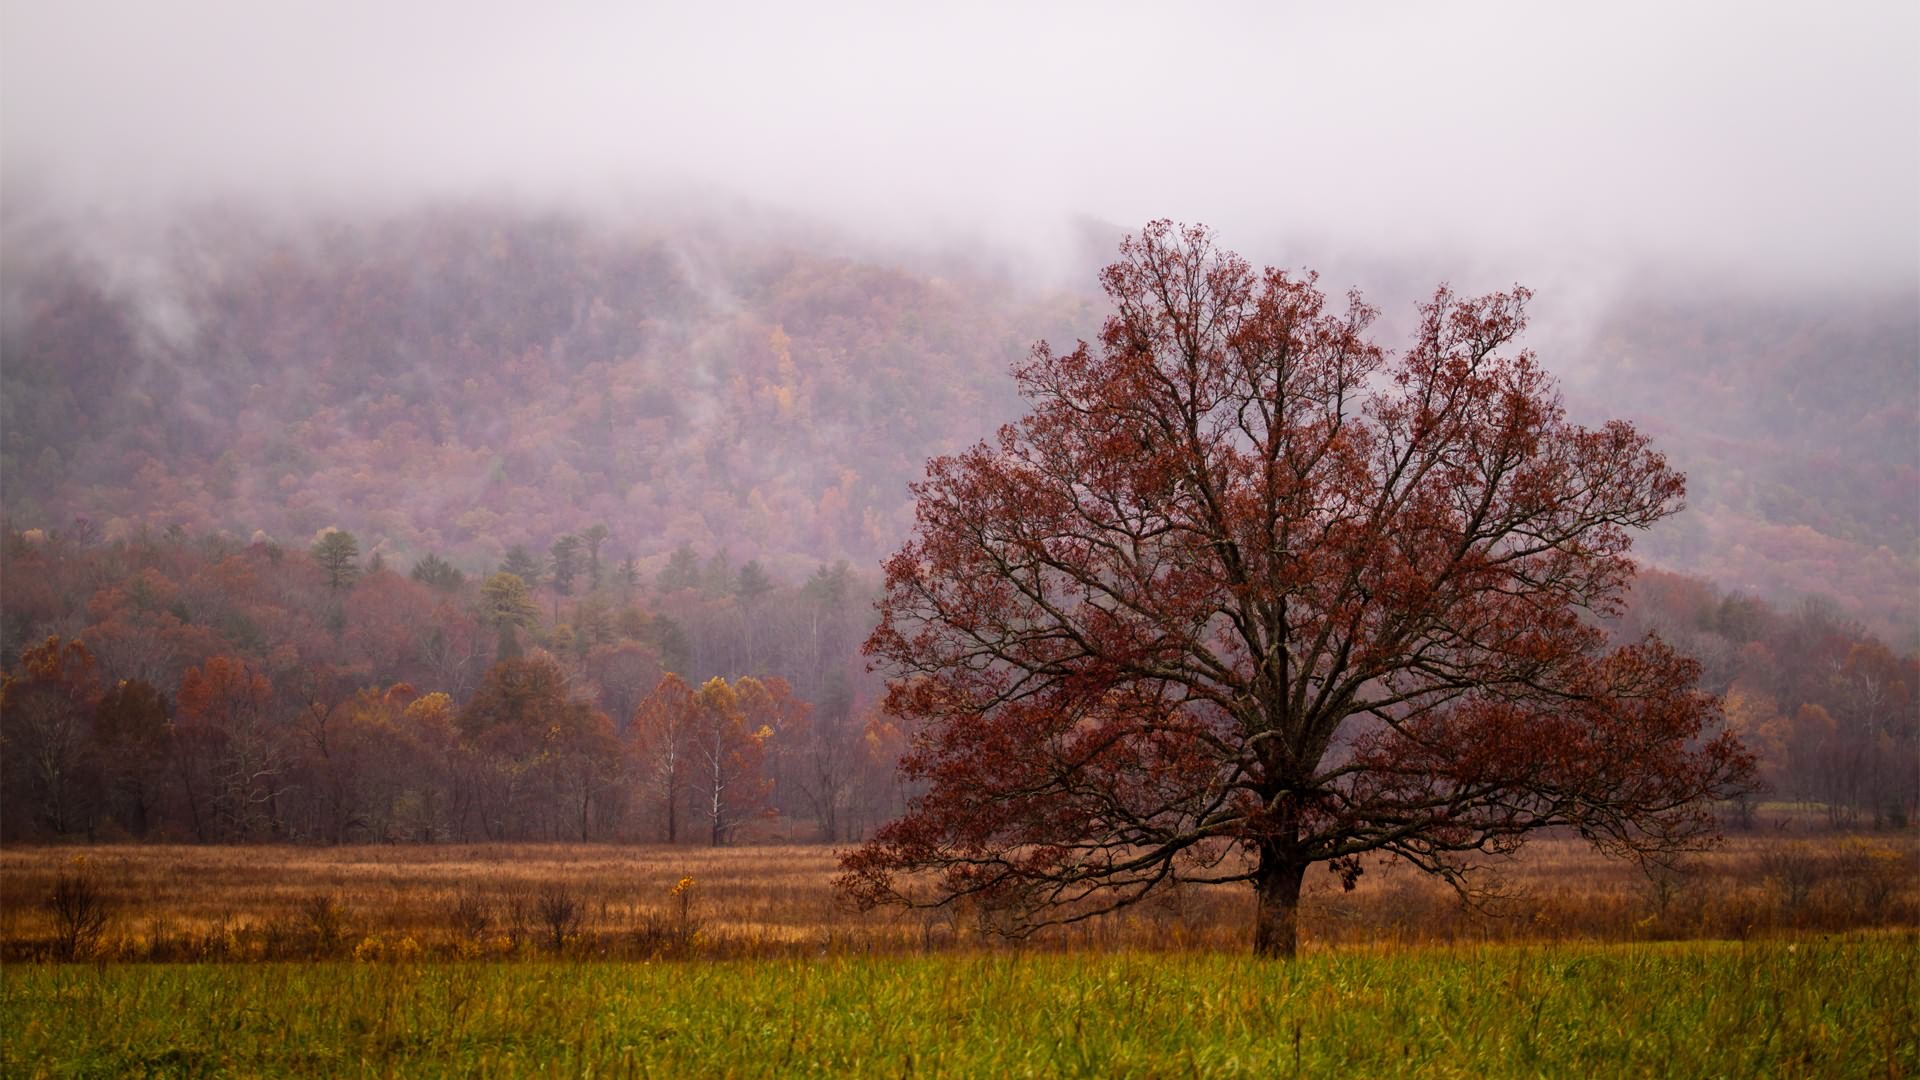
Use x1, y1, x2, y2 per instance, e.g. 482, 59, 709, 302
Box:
2, 202, 1916, 843
4, 204, 1912, 639
0, 205, 1092, 583
1579, 292, 1918, 643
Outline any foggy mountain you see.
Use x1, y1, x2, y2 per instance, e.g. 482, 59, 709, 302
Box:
0, 203, 1088, 575
2, 2, 1915, 638
2, 199, 1914, 643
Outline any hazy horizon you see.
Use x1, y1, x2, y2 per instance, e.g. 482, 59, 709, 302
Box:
5, 1, 1916, 293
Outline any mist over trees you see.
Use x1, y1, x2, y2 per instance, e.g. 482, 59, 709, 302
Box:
0, 203, 1915, 851
5, 493, 1909, 849
1, 203, 1913, 642
0, 205, 1092, 585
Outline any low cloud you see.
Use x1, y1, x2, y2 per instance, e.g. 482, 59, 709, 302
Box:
3, 1, 1915, 290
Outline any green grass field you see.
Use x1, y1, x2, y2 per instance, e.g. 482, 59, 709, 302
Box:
5, 933, 1914, 1078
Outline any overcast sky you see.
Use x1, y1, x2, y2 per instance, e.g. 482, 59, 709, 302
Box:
3, 1, 1916, 288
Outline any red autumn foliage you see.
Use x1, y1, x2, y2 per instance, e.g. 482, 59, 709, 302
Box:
839, 222, 1756, 957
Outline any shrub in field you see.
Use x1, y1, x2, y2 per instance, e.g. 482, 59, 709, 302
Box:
535, 883, 583, 952
44, 863, 110, 960
450, 889, 492, 942
301, 894, 350, 957
1758, 844, 1828, 922
1833, 839, 1904, 919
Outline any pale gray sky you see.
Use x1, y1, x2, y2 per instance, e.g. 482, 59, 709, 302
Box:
4, 0, 1916, 287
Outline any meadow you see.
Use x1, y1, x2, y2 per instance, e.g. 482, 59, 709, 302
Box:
3, 934, 1914, 1077
2, 833, 1915, 1077
1, 829, 1914, 962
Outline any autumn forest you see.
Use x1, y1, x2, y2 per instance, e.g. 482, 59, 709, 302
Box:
1, 205, 1914, 851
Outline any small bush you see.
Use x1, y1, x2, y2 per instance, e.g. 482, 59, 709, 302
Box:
1757, 845, 1828, 920
450, 889, 492, 941
1832, 839, 1903, 919
535, 884, 582, 953
45, 868, 110, 960
301, 894, 350, 957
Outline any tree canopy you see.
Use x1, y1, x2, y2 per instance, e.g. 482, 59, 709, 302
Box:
839, 221, 1755, 957
309, 530, 360, 591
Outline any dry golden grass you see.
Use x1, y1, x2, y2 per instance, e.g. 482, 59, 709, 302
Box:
2, 830, 1915, 961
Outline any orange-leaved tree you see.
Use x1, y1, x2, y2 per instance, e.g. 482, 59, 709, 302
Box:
690, 676, 776, 846
838, 222, 1754, 957
632, 673, 697, 843
629, 672, 780, 845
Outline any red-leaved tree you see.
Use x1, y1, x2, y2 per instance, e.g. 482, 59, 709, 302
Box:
838, 222, 1754, 957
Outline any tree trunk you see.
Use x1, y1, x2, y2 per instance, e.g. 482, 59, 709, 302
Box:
1252, 844, 1307, 959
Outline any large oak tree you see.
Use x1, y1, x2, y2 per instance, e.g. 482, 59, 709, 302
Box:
839, 222, 1753, 957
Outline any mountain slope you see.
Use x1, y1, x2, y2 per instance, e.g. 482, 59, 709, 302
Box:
3, 204, 1913, 638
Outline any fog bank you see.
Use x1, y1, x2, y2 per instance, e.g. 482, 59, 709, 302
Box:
4, 1, 1915, 289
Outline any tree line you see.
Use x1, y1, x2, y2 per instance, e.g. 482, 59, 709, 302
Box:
0, 520, 905, 844
1617, 569, 1918, 829
1, 515, 1912, 846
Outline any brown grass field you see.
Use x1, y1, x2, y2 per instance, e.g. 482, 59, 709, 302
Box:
3, 825, 1915, 962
